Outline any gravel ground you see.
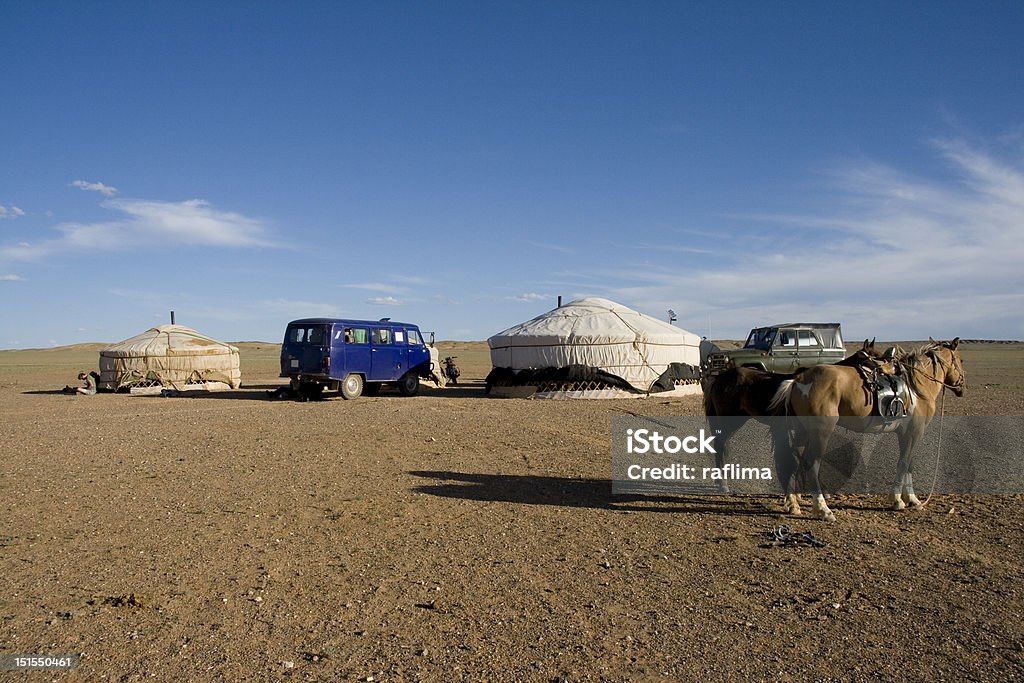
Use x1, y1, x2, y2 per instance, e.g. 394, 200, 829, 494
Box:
1, 342, 1022, 681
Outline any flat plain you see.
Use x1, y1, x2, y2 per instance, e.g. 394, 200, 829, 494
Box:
1, 341, 1022, 681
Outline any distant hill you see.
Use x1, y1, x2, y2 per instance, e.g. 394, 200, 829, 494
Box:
9, 342, 111, 352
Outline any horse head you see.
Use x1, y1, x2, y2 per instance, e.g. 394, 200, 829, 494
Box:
926, 337, 965, 396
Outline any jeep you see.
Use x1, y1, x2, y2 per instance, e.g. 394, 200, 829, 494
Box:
281, 318, 432, 399
705, 323, 845, 376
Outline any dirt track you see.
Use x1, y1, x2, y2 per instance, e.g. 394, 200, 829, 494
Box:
1, 342, 1022, 681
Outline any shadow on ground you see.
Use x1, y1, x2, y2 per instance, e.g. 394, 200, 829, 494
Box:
174, 382, 489, 401
410, 470, 779, 516
419, 381, 487, 399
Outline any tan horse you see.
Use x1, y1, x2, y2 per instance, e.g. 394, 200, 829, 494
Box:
768, 338, 965, 521
702, 339, 892, 497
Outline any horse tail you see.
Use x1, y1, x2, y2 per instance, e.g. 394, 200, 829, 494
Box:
703, 381, 717, 417
768, 379, 794, 415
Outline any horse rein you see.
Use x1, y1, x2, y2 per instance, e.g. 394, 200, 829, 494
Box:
907, 346, 965, 392
908, 344, 961, 508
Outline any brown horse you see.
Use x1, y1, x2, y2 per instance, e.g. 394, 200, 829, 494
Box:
768, 338, 965, 521
703, 365, 794, 494
702, 340, 890, 497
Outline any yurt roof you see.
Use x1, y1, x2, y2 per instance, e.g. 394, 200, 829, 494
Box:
488, 297, 700, 348
100, 325, 239, 358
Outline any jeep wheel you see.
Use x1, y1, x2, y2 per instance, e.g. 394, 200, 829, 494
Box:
340, 373, 363, 400
398, 372, 419, 397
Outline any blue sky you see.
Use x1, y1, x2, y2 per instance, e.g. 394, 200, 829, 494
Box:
2, 1, 1023, 347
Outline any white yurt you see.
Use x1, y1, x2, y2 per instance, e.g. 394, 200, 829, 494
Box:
486, 297, 702, 399
98, 325, 241, 392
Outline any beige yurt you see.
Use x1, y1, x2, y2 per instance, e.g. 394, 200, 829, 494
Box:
486, 297, 702, 399
99, 324, 241, 392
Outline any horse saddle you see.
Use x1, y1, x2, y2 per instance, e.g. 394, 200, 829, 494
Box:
874, 372, 911, 419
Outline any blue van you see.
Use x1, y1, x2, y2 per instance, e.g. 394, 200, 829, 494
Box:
280, 318, 432, 399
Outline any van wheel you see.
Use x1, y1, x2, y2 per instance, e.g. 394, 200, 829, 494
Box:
398, 372, 419, 397
340, 374, 363, 400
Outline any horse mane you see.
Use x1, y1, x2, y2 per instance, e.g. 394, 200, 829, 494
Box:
903, 340, 951, 365
897, 339, 956, 393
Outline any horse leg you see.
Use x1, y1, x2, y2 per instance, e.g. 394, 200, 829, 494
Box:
772, 423, 801, 514
804, 421, 838, 522
708, 416, 735, 494
903, 473, 923, 508
892, 427, 923, 509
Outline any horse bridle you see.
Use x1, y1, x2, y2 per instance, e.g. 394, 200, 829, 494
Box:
910, 344, 965, 391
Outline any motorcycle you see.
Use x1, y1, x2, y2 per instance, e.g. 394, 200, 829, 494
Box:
442, 356, 461, 385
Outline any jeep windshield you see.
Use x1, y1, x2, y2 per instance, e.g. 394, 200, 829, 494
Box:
743, 327, 776, 350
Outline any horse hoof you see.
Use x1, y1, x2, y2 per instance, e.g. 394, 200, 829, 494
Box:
892, 499, 906, 511
821, 511, 836, 522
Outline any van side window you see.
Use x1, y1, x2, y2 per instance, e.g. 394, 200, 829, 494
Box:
394, 330, 405, 343
408, 329, 423, 345
372, 328, 391, 345
345, 328, 368, 344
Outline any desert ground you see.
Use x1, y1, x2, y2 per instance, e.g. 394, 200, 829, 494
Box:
1, 341, 1022, 681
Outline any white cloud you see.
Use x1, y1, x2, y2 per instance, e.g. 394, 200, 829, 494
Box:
526, 240, 574, 254
71, 180, 118, 196
1, 196, 274, 263
0, 273, 24, 281
366, 296, 403, 306
342, 282, 408, 295
0, 205, 25, 220
606, 138, 1024, 341
508, 292, 552, 303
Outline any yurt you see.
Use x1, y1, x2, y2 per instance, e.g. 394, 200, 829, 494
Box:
486, 297, 701, 399
98, 325, 242, 392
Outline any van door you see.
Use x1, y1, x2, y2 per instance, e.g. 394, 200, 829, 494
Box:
405, 328, 429, 374
338, 325, 370, 380
369, 327, 404, 380
282, 323, 330, 376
